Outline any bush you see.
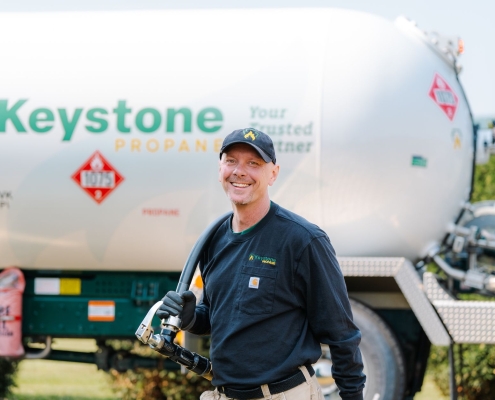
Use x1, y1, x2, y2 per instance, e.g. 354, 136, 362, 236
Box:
428, 344, 495, 399
111, 368, 213, 400
472, 152, 495, 202
107, 339, 213, 400
0, 358, 18, 399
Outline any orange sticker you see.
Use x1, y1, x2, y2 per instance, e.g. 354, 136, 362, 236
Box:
88, 300, 115, 322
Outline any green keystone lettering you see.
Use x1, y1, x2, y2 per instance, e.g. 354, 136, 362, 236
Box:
197, 107, 223, 133
58, 108, 83, 141
136, 108, 161, 133
0, 99, 224, 139
167, 108, 192, 133
113, 100, 131, 133
29, 108, 54, 133
0, 99, 27, 132
86, 108, 109, 133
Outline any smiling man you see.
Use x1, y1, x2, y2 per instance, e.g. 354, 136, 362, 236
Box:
157, 128, 366, 400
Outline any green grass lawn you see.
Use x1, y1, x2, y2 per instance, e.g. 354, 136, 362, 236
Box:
415, 376, 449, 400
12, 339, 118, 400
13, 339, 447, 399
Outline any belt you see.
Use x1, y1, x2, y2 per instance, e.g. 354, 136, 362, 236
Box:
218, 365, 315, 400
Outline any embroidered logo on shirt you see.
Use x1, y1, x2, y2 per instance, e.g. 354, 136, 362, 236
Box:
248, 253, 276, 265
249, 277, 260, 289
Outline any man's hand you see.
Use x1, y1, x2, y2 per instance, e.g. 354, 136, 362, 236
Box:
156, 290, 197, 329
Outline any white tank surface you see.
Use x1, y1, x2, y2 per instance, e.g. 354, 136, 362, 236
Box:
0, 9, 474, 271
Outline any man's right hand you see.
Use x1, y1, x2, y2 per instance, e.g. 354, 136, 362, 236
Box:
156, 290, 197, 329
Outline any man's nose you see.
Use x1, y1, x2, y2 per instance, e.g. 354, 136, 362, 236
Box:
233, 163, 246, 176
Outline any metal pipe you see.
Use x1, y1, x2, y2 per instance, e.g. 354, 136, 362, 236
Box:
24, 336, 52, 359
433, 254, 495, 293
433, 255, 466, 281
449, 343, 458, 400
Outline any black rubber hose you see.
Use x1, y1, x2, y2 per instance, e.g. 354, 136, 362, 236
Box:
175, 211, 231, 294
153, 338, 213, 380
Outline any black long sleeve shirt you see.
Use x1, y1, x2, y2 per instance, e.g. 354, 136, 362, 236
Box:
189, 202, 366, 399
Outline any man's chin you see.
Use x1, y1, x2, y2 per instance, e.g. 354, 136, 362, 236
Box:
228, 196, 251, 206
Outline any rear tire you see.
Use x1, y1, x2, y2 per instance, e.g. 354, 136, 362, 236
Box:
352, 299, 406, 400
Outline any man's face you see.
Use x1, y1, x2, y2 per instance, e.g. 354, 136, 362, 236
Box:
219, 143, 279, 207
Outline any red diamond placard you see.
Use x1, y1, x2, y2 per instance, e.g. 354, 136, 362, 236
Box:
429, 73, 458, 121
71, 151, 124, 204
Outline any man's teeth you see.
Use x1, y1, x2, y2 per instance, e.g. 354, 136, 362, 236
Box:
232, 183, 250, 187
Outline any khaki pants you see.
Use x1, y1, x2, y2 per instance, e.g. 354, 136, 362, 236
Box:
200, 366, 324, 400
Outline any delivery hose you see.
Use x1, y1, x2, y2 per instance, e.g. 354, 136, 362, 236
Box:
148, 333, 213, 380
175, 211, 232, 295
138, 211, 231, 380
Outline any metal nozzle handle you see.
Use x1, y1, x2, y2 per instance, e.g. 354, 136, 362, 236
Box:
135, 300, 163, 344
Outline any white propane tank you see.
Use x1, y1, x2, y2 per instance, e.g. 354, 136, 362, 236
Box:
0, 9, 474, 271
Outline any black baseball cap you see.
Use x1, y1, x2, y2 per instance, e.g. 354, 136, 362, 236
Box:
219, 128, 276, 164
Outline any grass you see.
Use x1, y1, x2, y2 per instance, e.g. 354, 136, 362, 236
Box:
415, 376, 449, 399
12, 339, 446, 399
12, 339, 118, 400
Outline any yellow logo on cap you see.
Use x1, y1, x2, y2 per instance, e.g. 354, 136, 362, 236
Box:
244, 130, 256, 141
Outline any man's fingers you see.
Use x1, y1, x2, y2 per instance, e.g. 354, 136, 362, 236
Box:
182, 291, 196, 304
166, 291, 183, 305
156, 309, 170, 320
162, 297, 183, 314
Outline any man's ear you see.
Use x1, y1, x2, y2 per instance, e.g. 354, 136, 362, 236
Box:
268, 164, 280, 186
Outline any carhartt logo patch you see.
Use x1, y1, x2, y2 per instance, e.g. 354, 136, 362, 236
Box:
249, 277, 260, 289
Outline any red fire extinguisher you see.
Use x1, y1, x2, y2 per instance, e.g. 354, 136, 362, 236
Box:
0, 268, 25, 358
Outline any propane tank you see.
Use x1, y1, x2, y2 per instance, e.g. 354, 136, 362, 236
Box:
0, 9, 473, 271
0, 268, 25, 357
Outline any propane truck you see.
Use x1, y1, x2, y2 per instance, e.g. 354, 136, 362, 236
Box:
1, 7, 494, 400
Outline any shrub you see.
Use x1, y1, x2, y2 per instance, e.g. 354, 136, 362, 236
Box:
107, 339, 213, 400
428, 344, 495, 399
0, 358, 18, 399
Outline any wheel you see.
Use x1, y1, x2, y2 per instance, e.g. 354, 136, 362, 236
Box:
314, 299, 406, 400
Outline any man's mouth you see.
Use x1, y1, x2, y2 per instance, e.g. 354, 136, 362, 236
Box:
231, 182, 251, 188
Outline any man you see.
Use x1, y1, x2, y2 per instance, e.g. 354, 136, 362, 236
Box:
157, 128, 366, 400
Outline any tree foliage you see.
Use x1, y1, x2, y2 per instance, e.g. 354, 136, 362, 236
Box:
427, 147, 495, 399
472, 152, 495, 202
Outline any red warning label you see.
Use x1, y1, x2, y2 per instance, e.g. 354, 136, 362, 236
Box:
429, 73, 458, 121
71, 151, 124, 204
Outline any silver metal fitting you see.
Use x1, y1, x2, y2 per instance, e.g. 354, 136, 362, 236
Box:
135, 300, 163, 344
161, 315, 182, 332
